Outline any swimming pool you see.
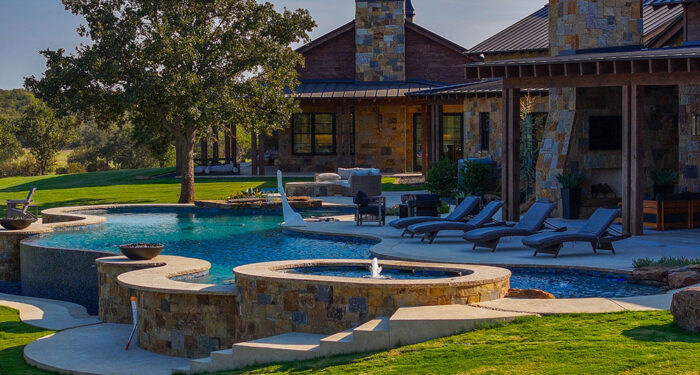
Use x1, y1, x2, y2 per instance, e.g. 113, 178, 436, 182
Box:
26, 207, 663, 298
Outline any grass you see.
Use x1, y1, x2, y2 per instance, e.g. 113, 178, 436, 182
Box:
0, 307, 53, 375
223, 311, 700, 375
633, 256, 700, 268
0, 169, 424, 217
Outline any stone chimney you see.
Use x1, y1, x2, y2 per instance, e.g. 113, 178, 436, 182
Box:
548, 0, 643, 56
355, 0, 406, 82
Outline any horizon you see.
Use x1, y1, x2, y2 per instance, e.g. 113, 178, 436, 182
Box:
0, 0, 544, 90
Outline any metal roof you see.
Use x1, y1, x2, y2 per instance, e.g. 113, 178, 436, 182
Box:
408, 79, 548, 97
645, 0, 700, 5
291, 80, 442, 99
468, 2, 684, 55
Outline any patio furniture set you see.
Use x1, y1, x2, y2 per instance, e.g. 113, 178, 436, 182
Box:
285, 168, 382, 197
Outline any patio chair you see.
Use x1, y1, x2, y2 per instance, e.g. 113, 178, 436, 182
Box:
354, 191, 386, 226
389, 196, 480, 235
523, 208, 630, 258
462, 202, 562, 252
405, 200, 504, 244
6, 187, 37, 219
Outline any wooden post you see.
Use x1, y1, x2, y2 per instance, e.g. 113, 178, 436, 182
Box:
502, 88, 521, 221
251, 132, 258, 176
421, 103, 429, 174
257, 134, 265, 176
231, 125, 238, 165
622, 85, 645, 235
224, 125, 231, 164
212, 127, 219, 165
200, 139, 208, 166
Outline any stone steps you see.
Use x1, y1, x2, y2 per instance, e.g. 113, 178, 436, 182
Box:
173, 306, 530, 374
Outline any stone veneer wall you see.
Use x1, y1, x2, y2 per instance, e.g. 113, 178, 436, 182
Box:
355, 0, 406, 81
96, 259, 162, 324
235, 274, 509, 343
137, 291, 238, 358
679, 85, 700, 192
464, 95, 548, 163
537, 0, 643, 211
0, 231, 45, 282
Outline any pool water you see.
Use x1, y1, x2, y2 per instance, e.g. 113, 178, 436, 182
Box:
30, 207, 374, 284
28, 207, 664, 298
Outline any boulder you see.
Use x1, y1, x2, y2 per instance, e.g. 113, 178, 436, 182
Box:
668, 268, 700, 289
670, 287, 700, 333
632, 267, 669, 284
506, 288, 555, 299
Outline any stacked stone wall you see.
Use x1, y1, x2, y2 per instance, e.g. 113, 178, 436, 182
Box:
679, 85, 700, 193
355, 0, 406, 81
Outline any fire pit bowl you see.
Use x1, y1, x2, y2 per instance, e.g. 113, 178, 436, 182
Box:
0, 217, 37, 230
119, 243, 164, 260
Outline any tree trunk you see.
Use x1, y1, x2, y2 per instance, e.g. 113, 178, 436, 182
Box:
179, 133, 196, 203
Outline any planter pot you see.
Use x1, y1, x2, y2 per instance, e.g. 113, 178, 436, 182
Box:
560, 188, 582, 220
653, 184, 674, 198
119, 243, 164, 261
0, 217, 37, 230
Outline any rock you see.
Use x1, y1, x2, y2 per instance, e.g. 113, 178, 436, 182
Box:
632, 267, 669, 284
670, 287, 700, 333
668, 269, 700, 289
506, 288, 555, 299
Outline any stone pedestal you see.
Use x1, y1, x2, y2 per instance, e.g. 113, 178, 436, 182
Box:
0, 226, 52, 282
670, 287, 700, 333
96, 256, 164, 324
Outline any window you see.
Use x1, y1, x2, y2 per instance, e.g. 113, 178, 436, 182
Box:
292, 113, 336, 155
442, 113, 464, 162
479, 112, 490, 152
589, 116, 622, 150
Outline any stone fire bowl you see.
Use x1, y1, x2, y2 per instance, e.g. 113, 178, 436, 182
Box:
119, 243, 164, 261
0, 217, 37, 230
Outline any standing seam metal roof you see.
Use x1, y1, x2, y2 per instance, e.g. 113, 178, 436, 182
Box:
468, 2, 685, 55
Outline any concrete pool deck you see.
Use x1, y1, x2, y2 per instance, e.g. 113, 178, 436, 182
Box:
292, 213, 700, 273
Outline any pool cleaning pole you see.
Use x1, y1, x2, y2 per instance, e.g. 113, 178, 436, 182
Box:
125, 296, 138, 350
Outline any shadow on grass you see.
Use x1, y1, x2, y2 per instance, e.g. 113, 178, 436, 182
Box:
225, 351, 381, 375
0, 346, 53, 375
623, 323, 700, 343
1, 169, 310, 193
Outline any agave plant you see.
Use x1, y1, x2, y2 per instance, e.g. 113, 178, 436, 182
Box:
650, 169, 677, 187
556, 171, 586, 189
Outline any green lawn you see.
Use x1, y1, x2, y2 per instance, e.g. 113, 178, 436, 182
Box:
1, 310, 697, 375
0, 168, 424, 217
225, 311, 699, 375
0, 307, 53, 375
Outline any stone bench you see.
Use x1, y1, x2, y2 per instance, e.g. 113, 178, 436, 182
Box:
670, 287, 700, 333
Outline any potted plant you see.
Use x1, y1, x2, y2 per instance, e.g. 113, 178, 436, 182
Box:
650, 169, 677, 198
556, 171, 586, 219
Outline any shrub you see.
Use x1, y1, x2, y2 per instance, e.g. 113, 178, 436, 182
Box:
459, 160, 492, 196
633, 256, 700, 268
67, 148, 111, 172
56, 162, 87, 175
424, 159, 458, 197
556, 171, 586, 189
650, 169, 677, 187
0, 152, 41, 177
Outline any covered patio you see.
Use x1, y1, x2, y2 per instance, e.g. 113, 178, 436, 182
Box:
466, 45, 700, 235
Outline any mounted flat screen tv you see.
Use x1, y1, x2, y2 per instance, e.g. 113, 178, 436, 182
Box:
589, 116, 622, 151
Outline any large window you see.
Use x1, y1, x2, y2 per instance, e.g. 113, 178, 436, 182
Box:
479, 112, 490, 152
292, 113, 336, 155
442, 113, 464, 162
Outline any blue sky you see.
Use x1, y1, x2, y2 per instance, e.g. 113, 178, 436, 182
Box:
0, 0, 544, 89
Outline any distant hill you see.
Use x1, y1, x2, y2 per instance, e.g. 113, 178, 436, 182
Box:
0, 89, 33, 119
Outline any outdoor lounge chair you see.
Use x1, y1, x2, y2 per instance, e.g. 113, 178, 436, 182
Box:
462, 202, 561, 252
522, 208, 630, 258
6, 187, 37, 219
389, 196, 480, 235
405, 200, 504, 244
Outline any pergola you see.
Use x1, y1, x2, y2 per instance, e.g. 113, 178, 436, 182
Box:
466, 45, 700, 235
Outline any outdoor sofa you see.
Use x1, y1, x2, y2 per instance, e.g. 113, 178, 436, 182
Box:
522, 208, 629, 258
405, 200, 504, 244
315, 168, 382, 197
462, 202, 562, 252
642, 192, 700, 231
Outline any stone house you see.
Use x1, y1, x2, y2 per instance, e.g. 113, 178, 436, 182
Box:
467, 0, 700, 234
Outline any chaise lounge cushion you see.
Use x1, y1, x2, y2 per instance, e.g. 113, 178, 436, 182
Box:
463, 202, 556, 242
522, 208, 620, 249
389, 196, 480, 229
